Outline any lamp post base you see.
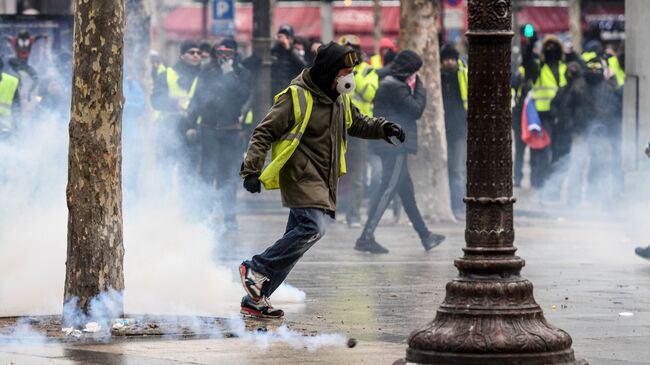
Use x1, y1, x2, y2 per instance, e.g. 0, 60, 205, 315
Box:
403, 276, 588, 365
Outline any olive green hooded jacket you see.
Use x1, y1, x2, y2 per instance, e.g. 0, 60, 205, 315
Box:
241, 69, 388, 213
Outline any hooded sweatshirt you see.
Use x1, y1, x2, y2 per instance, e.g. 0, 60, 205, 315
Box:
241, 47, 387, 213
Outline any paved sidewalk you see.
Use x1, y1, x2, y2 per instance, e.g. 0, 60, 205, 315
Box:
2, 188, 650, 364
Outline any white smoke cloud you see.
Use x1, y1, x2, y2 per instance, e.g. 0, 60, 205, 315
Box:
0, 109, 304, 318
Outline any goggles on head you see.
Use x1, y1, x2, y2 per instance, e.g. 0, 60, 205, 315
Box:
338, 34, 361, 47
342, 51, 360, 67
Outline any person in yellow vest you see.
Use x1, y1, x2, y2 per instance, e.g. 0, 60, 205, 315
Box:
238, 42, 403, 318
0, 58, 20, 139
522, 34, 567, 191
440, 44, 468, 219
337, 34, 379, 228
150, 41, 201, 168
604, 45, 625, 87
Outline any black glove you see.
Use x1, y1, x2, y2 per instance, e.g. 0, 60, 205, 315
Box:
383, 122, 406, 144
243, 174, 262, 194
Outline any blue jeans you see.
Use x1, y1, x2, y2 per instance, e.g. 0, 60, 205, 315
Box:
245, 208, 327, 297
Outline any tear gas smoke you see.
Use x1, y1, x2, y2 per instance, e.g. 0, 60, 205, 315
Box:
0, 96, 304, 319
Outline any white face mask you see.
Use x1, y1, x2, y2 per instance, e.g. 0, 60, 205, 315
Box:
336, 73, 355, 95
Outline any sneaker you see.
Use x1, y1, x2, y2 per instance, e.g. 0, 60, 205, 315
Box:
354, 238, 389, 254
635, 246, 650, 260
422, 232, 445, 251
239, 263, 268, 301
240, 295, 284, 319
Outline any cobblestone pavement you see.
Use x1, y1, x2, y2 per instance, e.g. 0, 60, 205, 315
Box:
1, 187, 649, 364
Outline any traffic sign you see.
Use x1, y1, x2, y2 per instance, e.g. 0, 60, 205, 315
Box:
211, 0, 236, 36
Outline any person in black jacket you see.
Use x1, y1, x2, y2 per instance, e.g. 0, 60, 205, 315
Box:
271, 24, 308, 97
354, 50, 446, 254
559, 57, 622, 208
187, 41, 252, 230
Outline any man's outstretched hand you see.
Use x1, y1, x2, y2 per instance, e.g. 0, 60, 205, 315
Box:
243, 174, 262, 194
383, 122, 406, 144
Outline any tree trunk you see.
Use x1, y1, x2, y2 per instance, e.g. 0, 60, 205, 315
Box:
400, 0, 454, 222
569, 0, 582, 53
373, 0, 382, 55
64, 0, 125, 317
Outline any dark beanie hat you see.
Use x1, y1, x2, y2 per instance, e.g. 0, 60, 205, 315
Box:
309, 42, 356, 93
277, 24, 294, 38
392, 50, 422, 74
179, 40, 199, 55
440, 44, 459, 61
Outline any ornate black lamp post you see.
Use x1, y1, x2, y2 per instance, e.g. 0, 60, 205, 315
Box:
405, 1, 586, 364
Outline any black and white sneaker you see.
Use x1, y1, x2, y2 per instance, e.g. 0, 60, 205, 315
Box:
240, 295, 285, 319
239, 263, 268, 301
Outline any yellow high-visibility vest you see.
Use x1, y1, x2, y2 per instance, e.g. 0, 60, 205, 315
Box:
582, 51, 598, 62
607, 56, 625, 87
0, 72, 19, 132
458, 61, 468, 110
370, 54, 383, 70
532, 63, 567, 112
351, 62, 378, 117
259, 85, 353, 190
166, 67, 198, 111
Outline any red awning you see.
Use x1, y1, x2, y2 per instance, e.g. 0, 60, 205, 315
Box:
164, 4, 400, 50
518, 6, 569, 34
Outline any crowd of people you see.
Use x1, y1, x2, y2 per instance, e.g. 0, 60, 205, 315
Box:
1, 22, 645, 315
0, 24, 631, 236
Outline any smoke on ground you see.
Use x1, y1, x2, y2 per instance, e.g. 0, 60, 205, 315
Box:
0, 108, 303, 318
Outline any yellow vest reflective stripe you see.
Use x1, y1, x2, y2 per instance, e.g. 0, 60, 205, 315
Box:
458, 63, 468, 110
608, 56, 625, 86
340, 95, 353, 175
0, 73, 19, 131
166, 67, 198, 110
532, 63, 567, 112
351, 62, 378, 117
259, 85, 352, 190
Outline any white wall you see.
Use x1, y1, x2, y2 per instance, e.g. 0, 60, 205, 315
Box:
623, 0, 650, 173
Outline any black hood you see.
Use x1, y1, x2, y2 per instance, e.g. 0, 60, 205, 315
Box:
390, 50, 422, 80
309, 41, 356, 100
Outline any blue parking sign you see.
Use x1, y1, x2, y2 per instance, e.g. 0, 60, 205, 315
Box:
212, 0, 236, 36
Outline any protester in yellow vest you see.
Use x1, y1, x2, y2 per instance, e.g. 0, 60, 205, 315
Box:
440, 44, 468, 219
0, 58, 20, 139
522, 34, 567, 191
337, 34, 380, 227
151, 41, 200, 121
238, 42, 403, 318
150, 41, 201, 169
